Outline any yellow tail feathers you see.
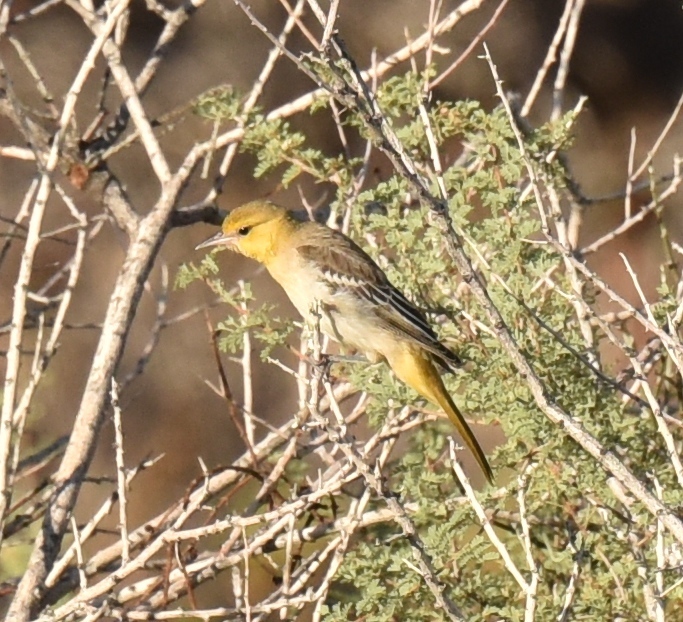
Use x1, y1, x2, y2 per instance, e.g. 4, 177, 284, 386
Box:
430, 376, 493, 484
386, 344, 493, 484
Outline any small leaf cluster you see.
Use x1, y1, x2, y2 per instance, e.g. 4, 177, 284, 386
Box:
240, 115, 362, 190
193, 85, 243, 121
176, 254, 292, 360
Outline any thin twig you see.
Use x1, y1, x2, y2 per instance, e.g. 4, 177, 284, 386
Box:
111, 378, 130, 565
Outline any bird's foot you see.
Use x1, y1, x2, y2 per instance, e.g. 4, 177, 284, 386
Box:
303, 353, 369, 374
325, 354, 369, 365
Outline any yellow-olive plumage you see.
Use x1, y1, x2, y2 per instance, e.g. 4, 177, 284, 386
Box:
197, 200, 493, 483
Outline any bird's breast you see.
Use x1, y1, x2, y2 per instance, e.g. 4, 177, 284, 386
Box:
266, 257, 393, 359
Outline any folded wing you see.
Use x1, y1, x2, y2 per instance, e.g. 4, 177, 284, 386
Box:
296, 225, 461, 371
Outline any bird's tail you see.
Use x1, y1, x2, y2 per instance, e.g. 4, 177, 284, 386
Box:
387, 345, 493, 483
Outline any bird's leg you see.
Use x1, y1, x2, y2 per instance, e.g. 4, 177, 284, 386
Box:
324, 354, 369, 365
290, 349, 371, 369
313, 352, 334, 380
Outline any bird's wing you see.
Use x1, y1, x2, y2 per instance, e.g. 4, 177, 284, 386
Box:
296, 225, 461, 370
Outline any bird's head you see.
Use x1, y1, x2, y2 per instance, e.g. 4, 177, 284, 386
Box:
195, 201, 293, 262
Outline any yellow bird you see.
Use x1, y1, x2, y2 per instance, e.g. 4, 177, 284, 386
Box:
196, 200, 493, 483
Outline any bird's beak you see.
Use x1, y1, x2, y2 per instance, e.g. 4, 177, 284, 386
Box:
195, 230, 236, 251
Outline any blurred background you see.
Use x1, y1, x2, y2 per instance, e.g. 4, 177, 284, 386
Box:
2, 0, 683, 588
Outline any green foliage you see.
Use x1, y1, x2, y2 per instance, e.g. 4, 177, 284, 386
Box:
185, 72, 683, 619
194, 85, 244, 121
239, 115, 363, 188
176, 254, 292, 359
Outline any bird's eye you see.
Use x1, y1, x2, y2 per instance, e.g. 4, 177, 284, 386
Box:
237, 226, 251, 236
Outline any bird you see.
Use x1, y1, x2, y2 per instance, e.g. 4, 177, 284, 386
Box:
196, 200, 493, 483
